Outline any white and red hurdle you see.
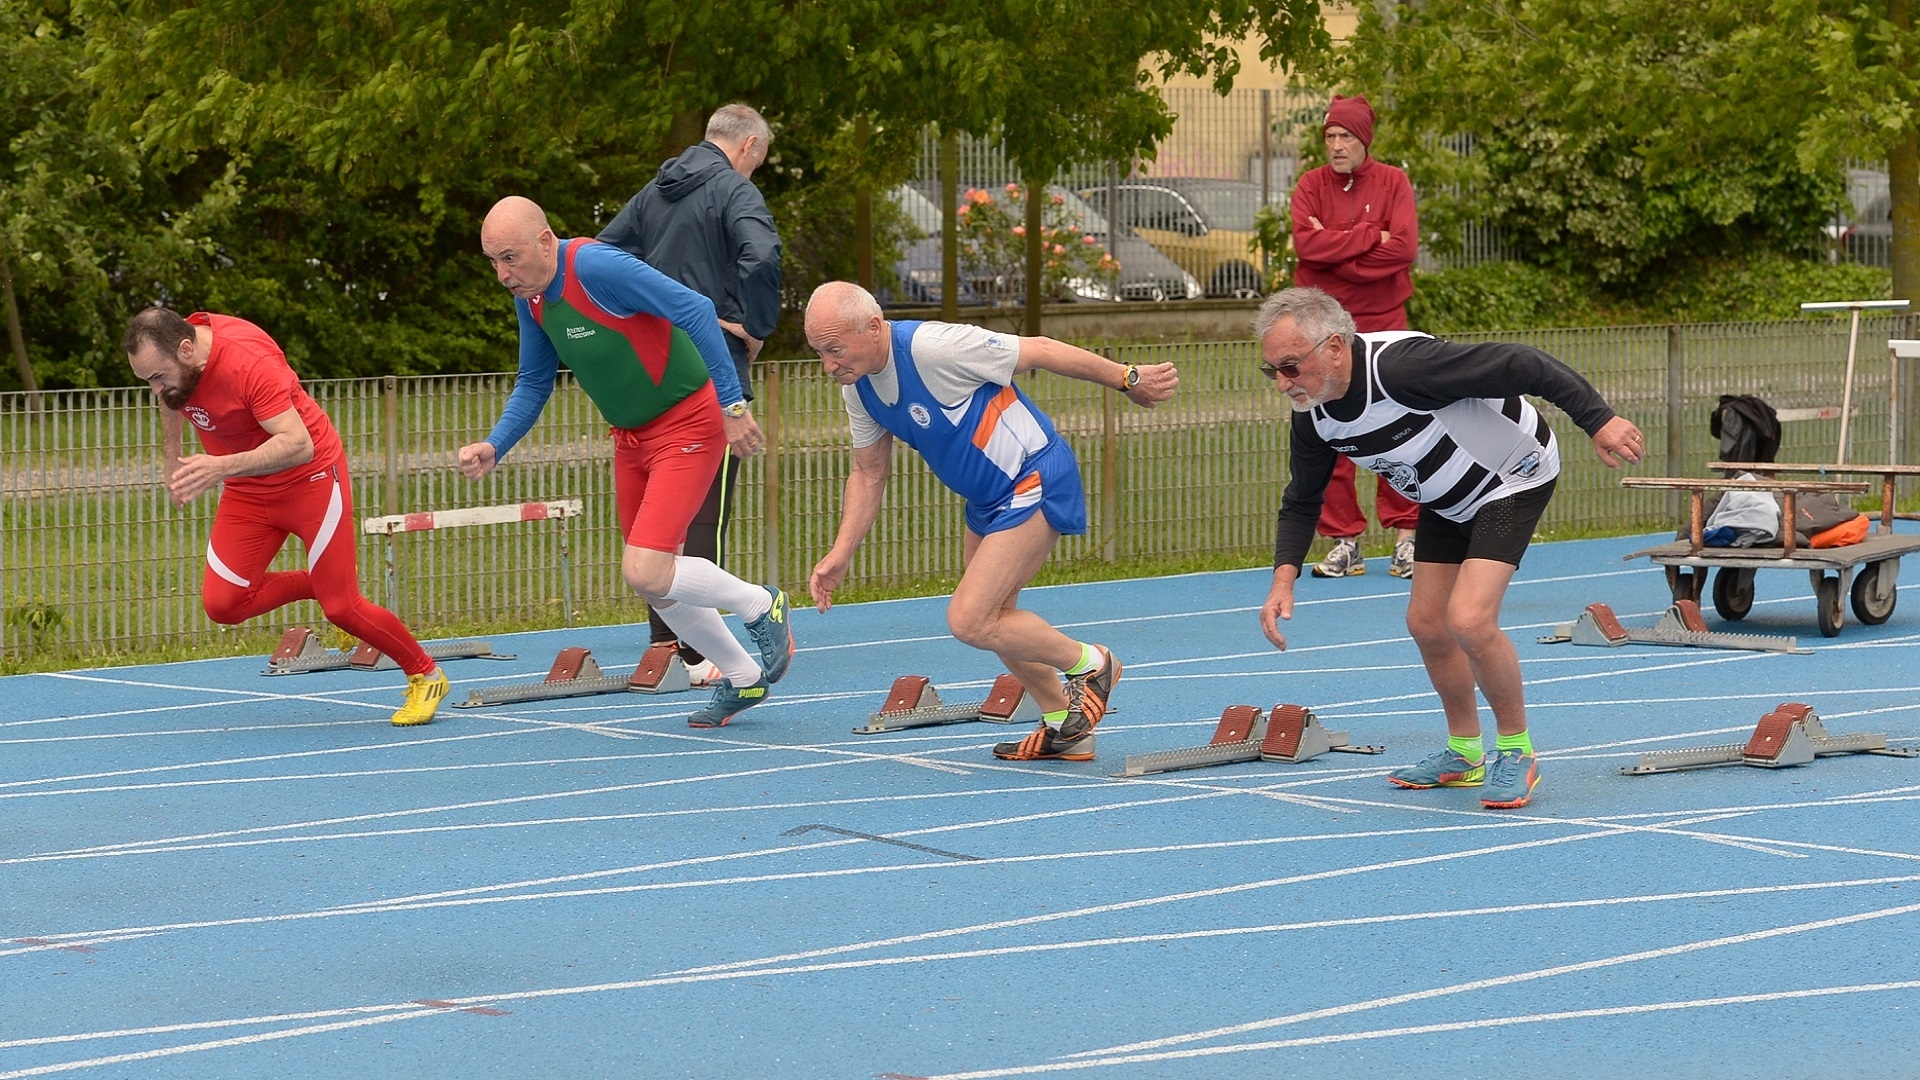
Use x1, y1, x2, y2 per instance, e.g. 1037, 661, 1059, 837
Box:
361, 499, 585, 625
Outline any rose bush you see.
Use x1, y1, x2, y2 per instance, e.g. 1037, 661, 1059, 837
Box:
955, 183, 1120, 303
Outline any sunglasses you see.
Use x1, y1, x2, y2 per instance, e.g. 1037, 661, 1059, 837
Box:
1260, 333, 1335, 380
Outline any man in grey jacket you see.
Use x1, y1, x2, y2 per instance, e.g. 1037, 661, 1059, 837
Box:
599, 104, 783, 684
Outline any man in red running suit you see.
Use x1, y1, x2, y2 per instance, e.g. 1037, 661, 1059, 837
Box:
1290, 92, 1421, 581
123, 307, 450, 726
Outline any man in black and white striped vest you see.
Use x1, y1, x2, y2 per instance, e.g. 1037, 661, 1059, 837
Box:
1254, 286, 1645, 809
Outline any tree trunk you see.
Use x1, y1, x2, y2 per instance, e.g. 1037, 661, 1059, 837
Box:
0, 251, 41, 413
1894, 0, 1920, 306
1023, 174, 1043, 336
940, 130, 959, 320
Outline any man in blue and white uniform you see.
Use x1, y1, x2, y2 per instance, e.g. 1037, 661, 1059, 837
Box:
1256, 286, 1645, 809
803, 281, 1178, 762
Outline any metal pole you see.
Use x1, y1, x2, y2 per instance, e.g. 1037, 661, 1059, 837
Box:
559, 516, 574, 628
941, 130, 960, 321
382, 375, 399, 514
1260, 90, 1272, 283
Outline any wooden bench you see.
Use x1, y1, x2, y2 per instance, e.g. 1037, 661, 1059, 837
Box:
1619, 476, 1870, 556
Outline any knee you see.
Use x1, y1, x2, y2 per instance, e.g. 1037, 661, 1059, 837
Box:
1446, 606, 1504, 652
622, 552, 673, 600
946, 606, 997, 650
201, 590, 249, 626
1405, 602, 1451, 648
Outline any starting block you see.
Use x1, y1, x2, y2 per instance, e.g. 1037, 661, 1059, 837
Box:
851, 673, 1041, 734
263, 626, 511, 675
1622, 702, 1920, 775
455, 644, 688, 708
1537, 601, 1808, 654
1113, 703, 1384, 778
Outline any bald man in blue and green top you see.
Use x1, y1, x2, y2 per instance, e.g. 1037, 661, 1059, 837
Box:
460, 196, 795, 727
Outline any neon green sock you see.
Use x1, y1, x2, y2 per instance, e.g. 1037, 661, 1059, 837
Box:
1447, 734, 1484, 764
1496, 730, 1535, 757
1063, 643, 1100, 677
1042, 709, 1069, 729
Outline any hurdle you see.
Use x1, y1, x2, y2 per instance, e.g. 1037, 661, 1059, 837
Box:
1622, 702, 1920, 775
852, 674, 1041, 734
263, 626, 511, 676
1537, 600, 1807, 654
1113, 703, 1384, 778
455, 643, 689, 708
362, 499, 584, 626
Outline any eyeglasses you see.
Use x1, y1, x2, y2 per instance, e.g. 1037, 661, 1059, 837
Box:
1260, 333, 1335, 380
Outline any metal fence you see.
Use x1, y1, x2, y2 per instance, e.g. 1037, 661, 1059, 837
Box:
4, 314, 1917, 666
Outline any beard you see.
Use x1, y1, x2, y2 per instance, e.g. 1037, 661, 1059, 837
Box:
157, 365, 203, 411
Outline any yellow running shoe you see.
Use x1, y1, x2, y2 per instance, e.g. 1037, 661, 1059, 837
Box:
392, 668, 449, 727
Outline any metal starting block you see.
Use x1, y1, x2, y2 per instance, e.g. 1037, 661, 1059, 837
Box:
1622, 702, 1920, 775
1113, 703, 1384, 778
851, 673, 1041, 734
1537, 601, 1808, 654
263, 626, 511, 675
455, 644, 687, 708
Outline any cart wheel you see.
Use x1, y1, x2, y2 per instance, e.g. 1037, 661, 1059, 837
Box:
1815, 574, 1845, 637
1850, 559, 1899, 626
1711, 567, 1755, 621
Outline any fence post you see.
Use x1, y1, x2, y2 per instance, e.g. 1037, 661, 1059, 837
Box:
763, 361, 783, 591
1102, 348, 1119, 562
382, 375, 399, 515
1666, 324, 1685, 522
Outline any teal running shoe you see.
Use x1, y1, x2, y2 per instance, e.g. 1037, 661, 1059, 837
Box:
1387, 747, 1485, 789
1480, 750, 1540, 809
743, 587, 795, 684
687, 674, 772, 729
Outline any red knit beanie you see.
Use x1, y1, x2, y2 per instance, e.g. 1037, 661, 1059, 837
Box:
1324, 94, 1375, 148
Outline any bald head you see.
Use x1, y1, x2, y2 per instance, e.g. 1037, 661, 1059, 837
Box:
804, 282, 890, 384
481, 196, 560, 301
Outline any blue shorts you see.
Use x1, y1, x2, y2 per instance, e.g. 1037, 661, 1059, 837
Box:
964, 442, 1088, 537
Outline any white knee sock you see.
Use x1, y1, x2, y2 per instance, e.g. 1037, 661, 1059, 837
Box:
662, 557, 772, 620
651, 600, 762, 687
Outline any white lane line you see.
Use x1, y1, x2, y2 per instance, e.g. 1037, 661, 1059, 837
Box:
14, 871, 1910, 1064
0, 1008, 454, 1080
1052, 898, 1920, 1067
0, 728, 547, 790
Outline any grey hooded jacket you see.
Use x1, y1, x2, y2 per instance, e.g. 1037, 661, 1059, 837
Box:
598, 141, 782, 396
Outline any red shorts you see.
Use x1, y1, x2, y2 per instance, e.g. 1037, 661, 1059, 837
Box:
613, 383, 728, 553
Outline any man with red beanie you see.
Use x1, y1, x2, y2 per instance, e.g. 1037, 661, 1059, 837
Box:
1289, 92, 1422, 580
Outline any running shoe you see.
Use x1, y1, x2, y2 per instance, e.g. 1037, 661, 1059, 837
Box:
684, 659, 725, 688
1480, 750, 1540, 809
1387, 746, 1485, 788
993, 721, 1095, 761
1065, 645, 1121, 733
1388, 538, 1416, 579
1311, 537, 1365, 578
743, 586, 795, 684
391, 668, 450, 727
688, 674, 772, 728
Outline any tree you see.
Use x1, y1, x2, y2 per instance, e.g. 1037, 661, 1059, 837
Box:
1310, 0, 1843, 289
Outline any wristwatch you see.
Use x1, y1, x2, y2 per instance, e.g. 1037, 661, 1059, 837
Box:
1116, 364, 1140, 392
721, 400, 748, 418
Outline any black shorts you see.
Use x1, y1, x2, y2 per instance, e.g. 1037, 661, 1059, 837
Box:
1413, 478, 1557, 568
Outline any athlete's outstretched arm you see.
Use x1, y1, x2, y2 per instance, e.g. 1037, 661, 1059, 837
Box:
810, 435, 893, 612
167, 407, 314, 504
1013, 336, 1179, 408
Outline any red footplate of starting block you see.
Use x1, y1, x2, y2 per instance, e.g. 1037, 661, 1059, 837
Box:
1672, 598, 1709, 633
1211, 705, 1261, 745
1260, 704, 1313, 760
977, 674, 1028, 721
629, 643, 679, 689
271, 627, 318, 663
547, 647, 594, 683
1584, 603, 1629, 643
879, 675, 934, 715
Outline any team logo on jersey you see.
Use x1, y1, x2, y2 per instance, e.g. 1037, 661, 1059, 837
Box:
565, 326, 596, 340
1375, 459, 1422, 501
984, 334, 1004, 350
183, 406, 215, 431
1330, 443, 1360, 452
909, 403, 932, 428
1509, 451, 1542, 478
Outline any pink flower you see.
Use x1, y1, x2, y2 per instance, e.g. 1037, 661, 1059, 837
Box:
1052, 244, 1066, 254
1082, 234, 1097, 244
1005, 182, 1020, 195
1011, 225, 1026, 236
1051, 193, 1064, 204
966, 189, 992, 205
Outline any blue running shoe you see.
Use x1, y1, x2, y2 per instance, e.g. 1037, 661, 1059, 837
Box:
1387, 747, 1485, 789
1480, 750, 1540, 809
687, 674, 772, 728
743, 587, 795, 684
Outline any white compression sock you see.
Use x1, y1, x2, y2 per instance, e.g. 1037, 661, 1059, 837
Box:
662, 557, 773, 620
650, 600, 761, 687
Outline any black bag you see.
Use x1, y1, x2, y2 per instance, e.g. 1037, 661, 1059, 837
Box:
1710, 395, 1781, 467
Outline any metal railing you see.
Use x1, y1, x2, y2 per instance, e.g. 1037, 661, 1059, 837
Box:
4, 314, 1916, 665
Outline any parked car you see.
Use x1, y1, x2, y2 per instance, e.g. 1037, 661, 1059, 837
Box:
877, 184, 982, 307
1078, 178, 1285, 298
1052, 188, 1203, 303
